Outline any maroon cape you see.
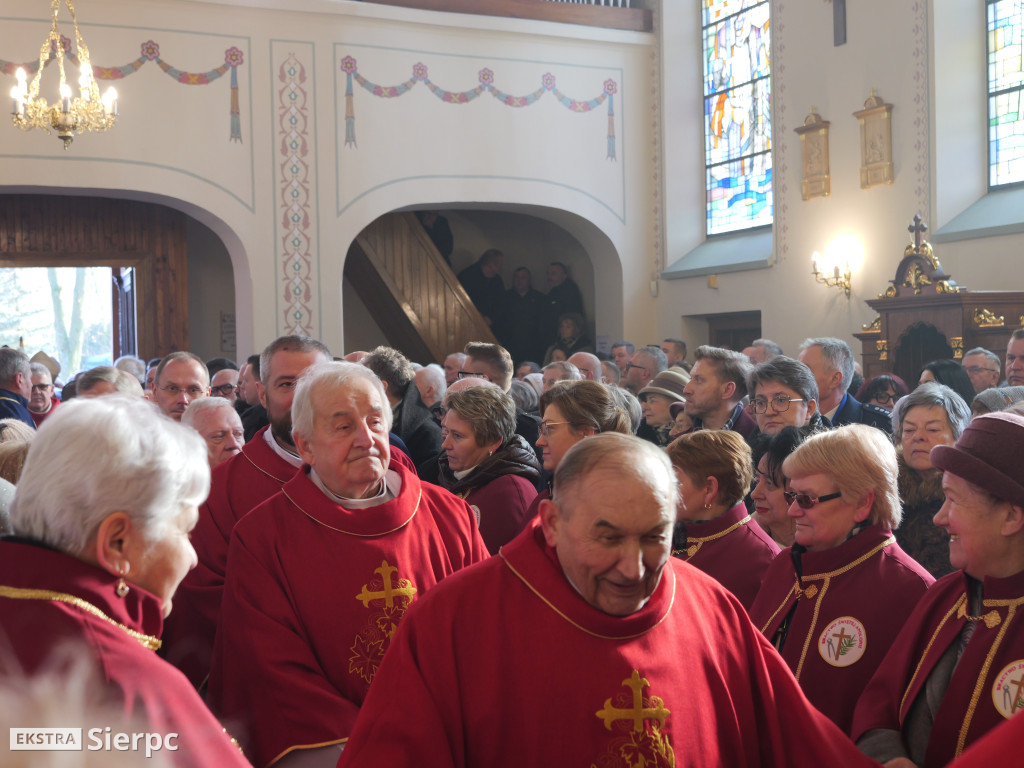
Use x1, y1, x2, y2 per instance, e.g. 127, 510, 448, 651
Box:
675, 502, 780, 611
948, 699, 1024, 766
748, 525, 933, 733
851, 569, 1024, 766
162, 426, 414, 686
338, 519, 882, 768
207, 463, 487, 767
0, 540, 248, 768
462, 474, 539, 554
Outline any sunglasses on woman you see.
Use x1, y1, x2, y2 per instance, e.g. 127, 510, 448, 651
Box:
783, 490, 842, 509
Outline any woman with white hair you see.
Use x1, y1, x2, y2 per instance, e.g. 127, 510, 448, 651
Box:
0, 397, 248, 766
748, 424, 934, 734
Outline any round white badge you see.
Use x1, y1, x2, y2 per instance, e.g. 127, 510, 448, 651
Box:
991, 660, 1024, 719
818, 617, 866, 667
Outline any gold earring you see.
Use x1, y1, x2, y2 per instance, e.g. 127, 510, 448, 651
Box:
115, 564, 130, 598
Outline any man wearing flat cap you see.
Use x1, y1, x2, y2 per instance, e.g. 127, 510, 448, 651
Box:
854, 412, 1024, 767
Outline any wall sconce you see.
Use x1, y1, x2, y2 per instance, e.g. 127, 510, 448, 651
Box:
811, 251, 851, 297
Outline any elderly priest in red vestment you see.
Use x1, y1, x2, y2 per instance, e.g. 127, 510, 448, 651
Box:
338, 433, 882, 768
207, 361, 488, 768
162, 335, 332, 688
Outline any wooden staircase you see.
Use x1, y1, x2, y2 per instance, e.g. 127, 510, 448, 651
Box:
345, 212, 498, 363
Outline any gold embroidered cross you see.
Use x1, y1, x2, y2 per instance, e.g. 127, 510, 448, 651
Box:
595, 670, 670, 732
355, 560, 417, 608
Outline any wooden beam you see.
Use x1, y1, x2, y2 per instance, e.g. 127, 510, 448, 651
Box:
367, 0, 652, 33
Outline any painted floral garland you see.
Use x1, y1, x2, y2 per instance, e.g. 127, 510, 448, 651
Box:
2, 38, 244, 142
340, 57, 617, 160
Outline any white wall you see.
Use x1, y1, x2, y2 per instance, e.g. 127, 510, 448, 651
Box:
0, 0, 656, 358
658, 0, 1024, 359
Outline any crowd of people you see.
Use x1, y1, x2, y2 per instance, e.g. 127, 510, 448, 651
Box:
1, 327, 1024, 767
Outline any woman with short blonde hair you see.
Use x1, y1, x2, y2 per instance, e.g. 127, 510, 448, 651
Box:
666, 429, 777, 610
749, 424, 934, 734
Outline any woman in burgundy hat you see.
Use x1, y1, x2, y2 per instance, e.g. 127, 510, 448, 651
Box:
853, 411, 1024, 767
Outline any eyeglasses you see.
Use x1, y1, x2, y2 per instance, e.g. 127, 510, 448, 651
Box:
538, 420, 571, 437
963, 366, 998, 375
31, 383, 53, 392
160, 384, 207, 398
624, 362, 648, 374
211, 384, 237, 397
783, 490, 843, 509
870, 391, 896, 405
457, 370, 491, 381
749, 395, 805, 414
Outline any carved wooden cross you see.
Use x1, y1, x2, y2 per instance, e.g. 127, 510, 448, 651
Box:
596, 670, 670, 732
908, 214, 928, 251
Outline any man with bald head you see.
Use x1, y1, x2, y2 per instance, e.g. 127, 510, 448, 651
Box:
210, 367, 239, 404
568, 351, 601, 382
340, 433, 881, 768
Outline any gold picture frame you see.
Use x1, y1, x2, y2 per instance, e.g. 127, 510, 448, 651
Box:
854, 89, 893, 189
794, 108, 830, 200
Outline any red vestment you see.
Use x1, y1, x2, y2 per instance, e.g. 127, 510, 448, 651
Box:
338, 520, 883, 768
29, 396, 59, 427
207, 463, 487, 767
748, 525, 933, 733
851, 569, 1024, 766
162, 425, 301, 687
162, 425, 414, 686
675, 501, 780, 611
0, 540, 248, 768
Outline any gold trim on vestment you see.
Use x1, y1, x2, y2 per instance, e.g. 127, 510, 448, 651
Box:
674, 514, 753, 559
760, 537, 895, 680
282, 487, 421, 537
0, 585, 161, 651
956, 600, 1024, 756
243, 447, 293, 484
268, 737, 348, 766
899, 596, 965, 715
500, 552, 677, 641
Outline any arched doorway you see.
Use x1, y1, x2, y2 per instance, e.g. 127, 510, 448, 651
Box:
0, 194, 237, 373
342, 205, 615, 363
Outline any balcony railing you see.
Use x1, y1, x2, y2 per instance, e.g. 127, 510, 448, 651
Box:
364, 0, 653, 33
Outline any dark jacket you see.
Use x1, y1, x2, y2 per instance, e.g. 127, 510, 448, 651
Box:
0, 387, 34, 429
393, 383, 443, 471
436, 434, 543, 553
457, 263, 505, 323
894, 454, 952, 578
541, 279, 585, 341
497, 287, 546, 365
831, 392, 892, 434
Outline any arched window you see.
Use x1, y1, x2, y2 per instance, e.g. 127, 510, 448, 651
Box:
988, 1, 1024, 187
702, 0, 772, 236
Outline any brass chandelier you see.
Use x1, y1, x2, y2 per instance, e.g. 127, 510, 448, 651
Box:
9, 0, 118, 150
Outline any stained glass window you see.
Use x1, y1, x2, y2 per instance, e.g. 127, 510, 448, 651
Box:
989, 1, 1024, 186
703, 0, 772, 236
